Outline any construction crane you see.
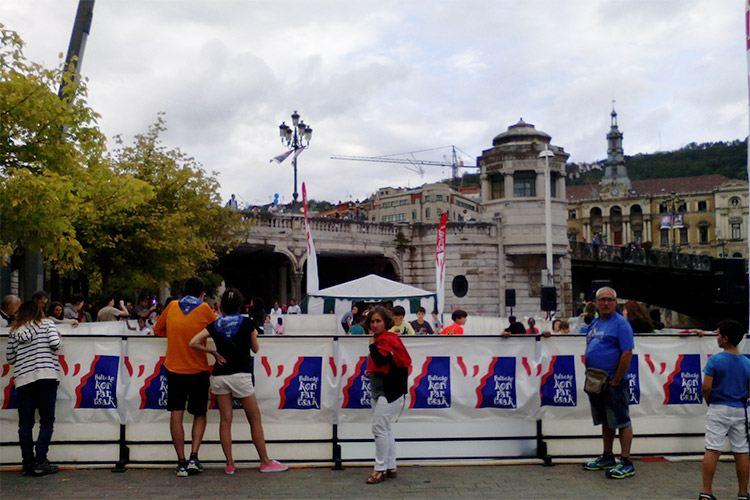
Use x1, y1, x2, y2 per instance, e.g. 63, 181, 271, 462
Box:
331, 145, 477, 181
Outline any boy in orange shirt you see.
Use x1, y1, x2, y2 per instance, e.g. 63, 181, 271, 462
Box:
154, 277, 217, 477
440, 310, 468, 335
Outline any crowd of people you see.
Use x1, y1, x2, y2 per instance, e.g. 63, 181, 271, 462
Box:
3, 284, 748, 497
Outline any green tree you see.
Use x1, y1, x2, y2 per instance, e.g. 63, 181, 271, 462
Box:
0, 26, 149, 273
1, 26, 247, 297
96, 114, 247, 295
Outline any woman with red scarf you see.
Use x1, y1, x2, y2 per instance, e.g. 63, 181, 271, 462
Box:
365, 306, 412, 484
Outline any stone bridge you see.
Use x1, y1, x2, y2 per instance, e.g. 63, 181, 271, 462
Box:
216, 213, 510, 317
570, 242, 748, 326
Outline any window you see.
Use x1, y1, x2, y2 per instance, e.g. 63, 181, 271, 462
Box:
659, 203, 668, 214
491, 176, 504, 200
697, 201, 707, 212
382, 213, 406, 223
568, 209, 577, 219
660, 229, 669, 247
412, 210, 417, 220
699, 227, 709, 243
679, 228, 688, 244
732, 223, 742, 240
633, 229, 642, 243
425, 208, 431, 219
424, 195, 430, 202
436, 194, 443, 202
731, 197, 740, 207
550, 174, 557, 198
513, 171, 536, 197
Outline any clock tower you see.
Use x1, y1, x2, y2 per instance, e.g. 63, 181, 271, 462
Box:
601, 104, 631, 195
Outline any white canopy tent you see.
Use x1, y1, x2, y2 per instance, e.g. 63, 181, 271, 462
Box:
305, 274, 437, 333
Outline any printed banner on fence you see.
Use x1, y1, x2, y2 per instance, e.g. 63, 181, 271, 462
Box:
336, 337, 538, 423
55, 338, 123, 423
253, 338, 336, 423
0, 334, 743, 426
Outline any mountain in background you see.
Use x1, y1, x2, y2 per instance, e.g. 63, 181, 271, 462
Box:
454, 139, 747, 188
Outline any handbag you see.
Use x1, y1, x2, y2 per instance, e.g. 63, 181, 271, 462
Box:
584, 367, 609, 394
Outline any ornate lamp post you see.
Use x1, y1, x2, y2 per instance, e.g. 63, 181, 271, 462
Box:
278, 110, 313, 205
664, 191, 685, 253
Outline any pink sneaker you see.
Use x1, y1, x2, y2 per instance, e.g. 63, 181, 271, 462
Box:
225, 465, 236, 475
260, 460, 288, 473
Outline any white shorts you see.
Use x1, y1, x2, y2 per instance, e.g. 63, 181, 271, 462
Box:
705, 404, 749, 453
211, 373, 255, 399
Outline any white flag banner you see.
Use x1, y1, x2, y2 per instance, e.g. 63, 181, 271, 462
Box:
302, 182, 320, 294
270, 150, 293, 164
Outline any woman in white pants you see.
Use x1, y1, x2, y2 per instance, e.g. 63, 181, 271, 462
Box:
364, 306, 412, 484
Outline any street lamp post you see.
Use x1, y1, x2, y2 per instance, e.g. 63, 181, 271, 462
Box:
278, 110, 313, 205
664, 191, 685, 253
539, 147, 555, 287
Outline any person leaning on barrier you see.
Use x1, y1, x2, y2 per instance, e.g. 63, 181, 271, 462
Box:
622, 300, 654, 334
501, 316, 526, 337
582, 286, 636, 480
153, 277, 217, 477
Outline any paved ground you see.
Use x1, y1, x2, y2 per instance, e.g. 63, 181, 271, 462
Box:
0, 459, 746, 499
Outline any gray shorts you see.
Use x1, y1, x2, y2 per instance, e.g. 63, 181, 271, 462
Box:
705, 404, 749, 453
587, 381, 631, 429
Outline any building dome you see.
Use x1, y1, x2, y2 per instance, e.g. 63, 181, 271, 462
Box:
492, 119, 551, 147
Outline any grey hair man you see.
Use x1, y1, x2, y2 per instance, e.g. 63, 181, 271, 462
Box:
0, 295, 21, 327
582, 286, 635, 479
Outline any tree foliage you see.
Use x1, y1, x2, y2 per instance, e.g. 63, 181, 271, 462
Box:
0, 26, 148, 272
98, 115, 247, 294
0, 26, 247, 296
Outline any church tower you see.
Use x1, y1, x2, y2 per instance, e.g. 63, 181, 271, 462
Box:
601, 105, 631, 191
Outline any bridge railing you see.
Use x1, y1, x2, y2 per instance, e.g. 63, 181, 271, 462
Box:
569, 241, 713, 271
244, 213, 495, 238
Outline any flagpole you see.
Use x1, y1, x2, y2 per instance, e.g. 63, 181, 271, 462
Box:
745, 0, 750, 330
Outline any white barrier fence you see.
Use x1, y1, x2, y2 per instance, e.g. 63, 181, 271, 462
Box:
1, 333, 741, 468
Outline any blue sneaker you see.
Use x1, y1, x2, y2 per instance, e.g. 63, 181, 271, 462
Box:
175, 461, 188, 477
606, 461, 635, 479
583, 455, 616, 471
187, 456, 203, 475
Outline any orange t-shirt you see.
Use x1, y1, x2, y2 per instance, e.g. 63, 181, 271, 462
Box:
154, 299, 217, 374
440, 323, 464, 335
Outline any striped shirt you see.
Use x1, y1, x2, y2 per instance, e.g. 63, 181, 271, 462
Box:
6, 318, 62, 388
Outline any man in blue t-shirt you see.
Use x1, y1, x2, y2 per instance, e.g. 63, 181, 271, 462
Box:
582, 287, 636, 479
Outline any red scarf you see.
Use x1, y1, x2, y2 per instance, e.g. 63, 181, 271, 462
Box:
366, 331, 411, 374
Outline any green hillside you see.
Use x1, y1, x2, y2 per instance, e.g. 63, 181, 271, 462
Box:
567, 139, 747, 186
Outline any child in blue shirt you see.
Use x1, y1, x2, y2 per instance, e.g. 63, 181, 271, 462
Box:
700, 319, 750, 500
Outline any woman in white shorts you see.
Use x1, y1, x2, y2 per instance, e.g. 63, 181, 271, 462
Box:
190, 288, 287, 475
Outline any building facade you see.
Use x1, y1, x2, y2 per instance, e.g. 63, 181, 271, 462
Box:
370, 182, 481, 223
567, 108, 748, 258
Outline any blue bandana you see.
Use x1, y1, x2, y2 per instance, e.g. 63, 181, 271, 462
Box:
214, 314, 243, 341
178, 295, 203, 315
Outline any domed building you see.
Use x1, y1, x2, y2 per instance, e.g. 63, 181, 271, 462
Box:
478, 119, 572, 316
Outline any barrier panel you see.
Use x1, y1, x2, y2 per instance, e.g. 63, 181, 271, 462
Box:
1, 333, 743, 468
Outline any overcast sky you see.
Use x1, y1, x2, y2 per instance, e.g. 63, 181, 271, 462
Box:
3, 1, 747, 207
